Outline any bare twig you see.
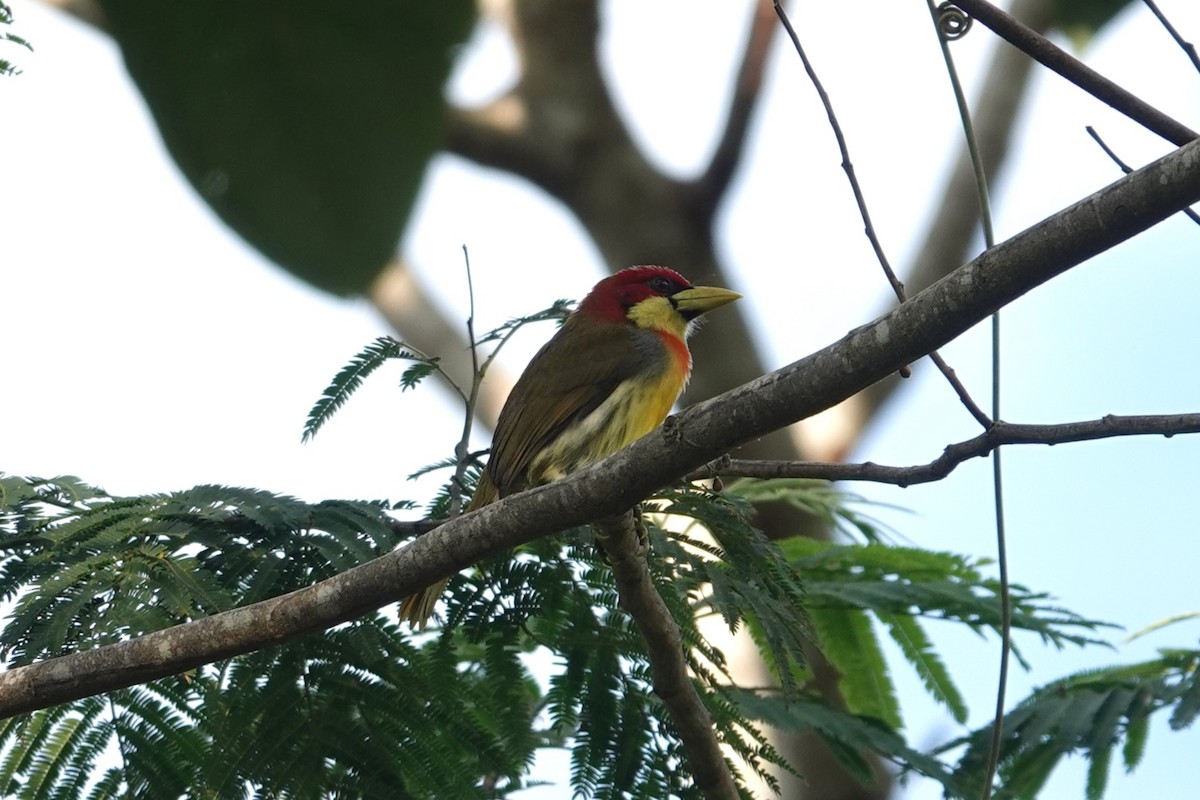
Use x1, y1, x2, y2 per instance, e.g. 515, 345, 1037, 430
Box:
593, 509, 739, 800
448, 246, 481, 518
1142, 0, 1200, 74
1086, 126, 1200, 226
771, 2, 904, 305
773, 0, 996, 426
928, 351, 992, 427
952, 0, 1199, 146
0, 138, 1196, 719
686, 414, 1200, 486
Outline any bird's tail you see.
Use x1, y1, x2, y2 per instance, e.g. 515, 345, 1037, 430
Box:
398, 577, 448, 631
398, 473, 498, 630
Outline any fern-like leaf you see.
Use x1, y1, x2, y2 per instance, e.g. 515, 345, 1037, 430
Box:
302, 336, 443, 443
809, 606, 902, 729
879, 611, 968, 724
946, 649, 1200, 798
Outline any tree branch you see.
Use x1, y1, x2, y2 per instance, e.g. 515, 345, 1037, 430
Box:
593, 509, 739, 800
688, 414, 1200, 485
1, 136, 1197, 720
1142, 0, 1200, 74
1086, 125, 1200, 226
953, 0, 1199, 146
687, 0, 778, 220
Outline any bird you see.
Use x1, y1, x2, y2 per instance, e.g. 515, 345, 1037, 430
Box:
399, 265, 740, 629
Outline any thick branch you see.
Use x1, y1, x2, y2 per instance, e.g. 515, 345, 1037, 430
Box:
594, 510, 738, 800
954, 0, 1199, 146
690, 414, 1200, 485
1, 138, 1197, 719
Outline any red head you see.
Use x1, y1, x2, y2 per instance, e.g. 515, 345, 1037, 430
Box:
576, 266, 696, 325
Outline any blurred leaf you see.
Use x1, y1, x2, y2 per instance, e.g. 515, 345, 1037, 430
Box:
1053, 0, 1135, 48
0, 0, 32, 78
98, 0, 475, 294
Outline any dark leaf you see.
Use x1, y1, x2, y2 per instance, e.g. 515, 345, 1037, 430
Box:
98, 0, 475, 294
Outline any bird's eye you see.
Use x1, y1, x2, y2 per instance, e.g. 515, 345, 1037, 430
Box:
648, 277, 673, 294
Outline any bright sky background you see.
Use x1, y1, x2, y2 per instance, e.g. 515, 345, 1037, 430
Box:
3, 1, 1199, 798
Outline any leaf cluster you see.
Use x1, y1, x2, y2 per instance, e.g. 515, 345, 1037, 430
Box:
0, 1, 31, 78
0, 475, 539, 798
424, 481, 813, 798
0, 460, 1190, 798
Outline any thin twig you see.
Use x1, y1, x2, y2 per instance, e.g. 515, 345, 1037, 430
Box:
772, 1, 904, 303
593, 509, 740, 800
1086, 126, 1200, 226
952, 0, 1198, 146
1142, 0, 1200, 74
685, 414, 1200, 485
928, 352, 992, 428
448, 246, 481, 518
773, 0, 996, 425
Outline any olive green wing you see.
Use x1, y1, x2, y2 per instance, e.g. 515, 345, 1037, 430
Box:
486, 318, 651, 497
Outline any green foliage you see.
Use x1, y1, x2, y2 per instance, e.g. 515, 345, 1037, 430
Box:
0, 345, 1190, 798
778, 533, 1112, 732
1052, 0, 1136, 47
944, 649, 1200, 799
727, 686, 965, 792
727, 478, 894, 542
429, 493, 805, 798
0, 475, 539, 798
302, 337, 446, 443
0, 1, 31, 78
0, 466, 1186, 799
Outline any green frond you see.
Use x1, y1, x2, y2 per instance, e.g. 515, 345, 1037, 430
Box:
655, 488, 812, 693
726, 686, 964, 793
1169, 659, 1200, 730
724, 477, 898, 542
783, 537, 1114, 656
1122, 711, 1149, 771
879, 611, 968, 723
809, 607, 901, 729
944, 648, 1200, 798
302, 336, 446, 443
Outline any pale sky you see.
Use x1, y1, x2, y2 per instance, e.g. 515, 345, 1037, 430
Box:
3, 1, 1199, 798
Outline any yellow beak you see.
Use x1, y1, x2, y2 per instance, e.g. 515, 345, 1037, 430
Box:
671, 285, 742, 319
